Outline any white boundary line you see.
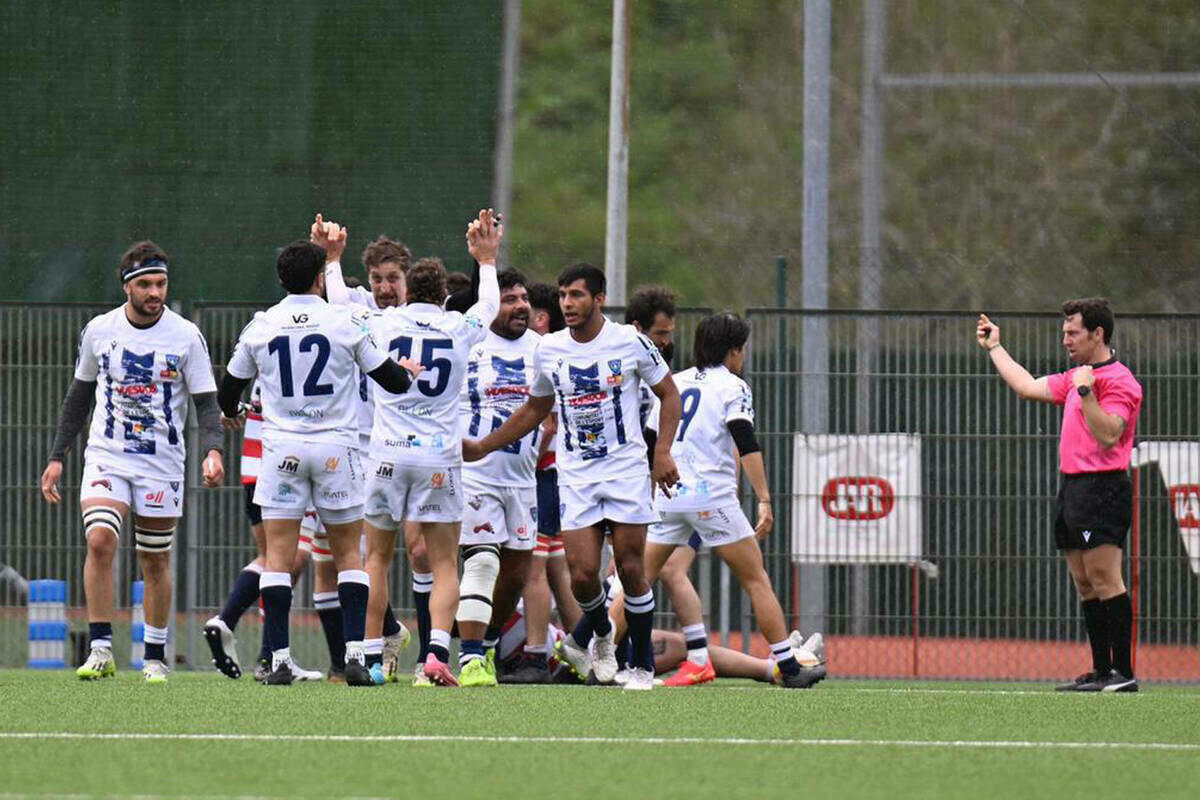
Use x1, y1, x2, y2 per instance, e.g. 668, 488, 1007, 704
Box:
1, 731, 1197, 752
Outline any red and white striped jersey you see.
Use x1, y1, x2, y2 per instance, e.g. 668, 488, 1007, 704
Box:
239, 381, 264, 484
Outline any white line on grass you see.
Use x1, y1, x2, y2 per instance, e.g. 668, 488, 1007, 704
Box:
1, 731, 1197, 752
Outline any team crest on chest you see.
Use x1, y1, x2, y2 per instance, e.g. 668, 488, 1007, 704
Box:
607, 359, 623, 385
160, 354, 181, 379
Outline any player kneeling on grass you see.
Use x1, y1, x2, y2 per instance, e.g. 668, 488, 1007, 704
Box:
41, 241, 226, 684
218, 240, 420, 686
611, 312, 826, 689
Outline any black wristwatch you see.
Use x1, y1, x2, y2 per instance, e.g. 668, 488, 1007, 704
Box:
1077, 385, 1091, 398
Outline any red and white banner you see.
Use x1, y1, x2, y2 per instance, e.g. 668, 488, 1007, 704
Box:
1131, 441, 1200, 575
791, 434, 922, 564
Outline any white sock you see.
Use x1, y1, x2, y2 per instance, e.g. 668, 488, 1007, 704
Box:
682, 622, 709, 666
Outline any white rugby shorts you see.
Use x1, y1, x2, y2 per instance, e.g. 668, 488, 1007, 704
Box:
364, 460, 463, 526
254, 441, 364, 522
460, 481, 537, 551
80, 462, 183, 518
648, 504, 756, 548
558, 474, 659, 531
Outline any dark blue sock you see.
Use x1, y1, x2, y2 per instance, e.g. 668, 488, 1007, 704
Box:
382, 603, 401, 638
615, 632, 632, 670
258, 623, 272, 661
429, 642, 450, 663
627, 610, 654, 671
88, 621, 113, 647
317, 607, 345, 669
415, 590, 432, 661
337, 580, 369, 643
572, 614, 595, 647
145, 642, 166, 662
260, 585, 292, 653
219, 569, 261, 630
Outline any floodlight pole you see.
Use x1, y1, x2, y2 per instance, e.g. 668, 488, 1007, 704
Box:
604, 0, 632, 305
493, 0, 522, 268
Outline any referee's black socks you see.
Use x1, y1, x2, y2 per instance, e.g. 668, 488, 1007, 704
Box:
1080, 599, 1111, 675
1101, 592, 1134, 678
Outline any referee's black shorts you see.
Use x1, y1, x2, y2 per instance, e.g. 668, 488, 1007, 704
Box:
1054, 470, 1132, 550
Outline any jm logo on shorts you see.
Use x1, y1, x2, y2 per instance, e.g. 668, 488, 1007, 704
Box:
278, 456, 300, 474
376, 462, 394, 479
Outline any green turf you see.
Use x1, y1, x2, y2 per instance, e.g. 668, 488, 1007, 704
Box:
1, 671, 1198, 800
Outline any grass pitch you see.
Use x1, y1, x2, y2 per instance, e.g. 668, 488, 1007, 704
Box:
1, 670, 1198, 800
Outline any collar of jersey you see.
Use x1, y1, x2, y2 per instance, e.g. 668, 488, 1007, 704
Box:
407, 302, 442, 312
281, 294, 325, 304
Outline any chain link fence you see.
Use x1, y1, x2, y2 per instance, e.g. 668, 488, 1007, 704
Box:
3, 302, 1198, 681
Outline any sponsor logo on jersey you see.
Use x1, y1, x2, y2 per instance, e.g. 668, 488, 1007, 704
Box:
515, 525, 529, 540
169, 481, 180, 492
431, 472, 446, 489
607, 359, 623, 385
473, 522, 494, 534
432, 434, 445, 450
568, 391, 607, 407
90, 479, 113, 492
160, 354, 180, 379
384, 435, 422, 449
324, 457, 340, 472
289, 406, 326, 419
116, 383, 158, 397
277, 456, 300, 474
376, 462, 394, 479
820, 476, 895, 521
144, 490, 165, 509
291, 313, 310, 324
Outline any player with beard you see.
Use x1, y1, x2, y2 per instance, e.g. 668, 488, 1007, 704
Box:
453, 269, 541, 686
41, 241, 225, 683
464, 263, 682, 691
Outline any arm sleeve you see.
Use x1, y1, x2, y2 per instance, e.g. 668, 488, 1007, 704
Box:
73, 322, 99, 381
462, 263, 500, 345
324, 260, 351, 306
727, 418, 761, 456
530, 340, 554, 397
192, 392, 224, 455
217, 373, 252, 418
643, 428, 658, 469
182, 329, 218, 394
633, 332, 670, 387
367, 358, 414, 395
1045, 371, 1070, 406
49, 379, 96, 461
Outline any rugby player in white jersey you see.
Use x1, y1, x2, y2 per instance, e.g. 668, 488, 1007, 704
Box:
40, 241, 225, 683
361, 209, 502, 687
454, 268, 540, 686
633, 312, 825, 688
217, 240, 420, 686
312, 219, 417, 683
464, 263, 683, 691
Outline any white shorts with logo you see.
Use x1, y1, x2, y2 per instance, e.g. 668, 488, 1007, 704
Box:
254, 440, 364, 523
80, 461, 183, 518
460, 480, 537, 551
364, 461, 462, 526
558, 474, 659, 531
648, 504, 756, 548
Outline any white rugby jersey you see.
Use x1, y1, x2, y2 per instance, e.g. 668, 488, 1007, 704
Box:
530, 319, 669, 487
368, 301, 491, 466
239, 381, 264, 484
74, 306, 217, 481
226, 294, 389, 449
460, 328, 541, 487
650, 365, 753, 511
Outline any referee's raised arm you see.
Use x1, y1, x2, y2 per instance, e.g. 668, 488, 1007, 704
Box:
976, 313, 1054, 403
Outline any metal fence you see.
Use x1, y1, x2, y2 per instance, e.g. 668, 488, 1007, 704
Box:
3, 302, 1198, 682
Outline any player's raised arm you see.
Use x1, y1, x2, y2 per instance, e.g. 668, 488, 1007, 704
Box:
464, 208, 502, 328
976, 313, 1054, 403
311, 213, 351, 305
463, 394, 555, 462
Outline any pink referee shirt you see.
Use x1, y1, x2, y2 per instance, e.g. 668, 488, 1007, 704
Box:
1045, 358, 1142, 475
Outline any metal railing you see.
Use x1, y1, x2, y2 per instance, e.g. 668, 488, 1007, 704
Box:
3, 302, 1198, 681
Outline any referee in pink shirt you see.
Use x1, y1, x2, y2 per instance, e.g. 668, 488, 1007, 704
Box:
978, 298, 1143, 692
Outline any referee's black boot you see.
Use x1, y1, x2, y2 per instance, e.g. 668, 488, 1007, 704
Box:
780, 664, 827, 689
1055, 670, 1100, 692
1100, 670, 1139, 693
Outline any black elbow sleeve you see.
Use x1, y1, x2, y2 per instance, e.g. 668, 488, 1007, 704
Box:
217, 374, 251, 418
727, 419, 761, 455
369, 360, 413, 394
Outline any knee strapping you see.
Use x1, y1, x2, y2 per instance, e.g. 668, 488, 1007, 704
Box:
83, 506, 123, 538
135, 526, 176, 552
458, 544, 501, 624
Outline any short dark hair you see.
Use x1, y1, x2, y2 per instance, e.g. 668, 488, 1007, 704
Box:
446, 271, 471, 295
118, 240, 168, 279
556, 262, 605, 297
625, 286, 677, 329
498, 268, 528, 293
277, 241, 326, 294
361, 236, 412, 272
407, 257, 448, 305
527, 281, 565, 332
693, 312, 750, 369
1061, 297, 1115, 344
